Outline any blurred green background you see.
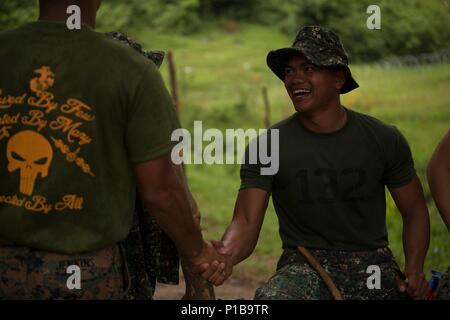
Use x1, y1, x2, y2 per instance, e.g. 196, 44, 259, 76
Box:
1, 0, 449, 282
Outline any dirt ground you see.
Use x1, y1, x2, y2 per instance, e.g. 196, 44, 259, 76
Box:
154, 276, 263, 300
153, 255, 277, 300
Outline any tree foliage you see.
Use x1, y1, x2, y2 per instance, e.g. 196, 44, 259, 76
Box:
1, 0, 449, 62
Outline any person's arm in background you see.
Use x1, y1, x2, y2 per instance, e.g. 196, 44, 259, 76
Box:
389, 176, 431, 299
200, 188, 270, 286
199, 133, 275, 286
134, 154, 227, 276
173, 165, 215, 299
427, 130, 450, 231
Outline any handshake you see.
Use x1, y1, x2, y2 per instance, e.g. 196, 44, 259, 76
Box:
189, 240, 234, 287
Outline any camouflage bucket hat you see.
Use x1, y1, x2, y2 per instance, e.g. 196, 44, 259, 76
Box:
267, 25, 359, 94
105, 31, 165, 68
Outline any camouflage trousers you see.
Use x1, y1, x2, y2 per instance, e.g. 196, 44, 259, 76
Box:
255, 247, 408, 300
435, 265, 450, 300
0, 244, 127, 299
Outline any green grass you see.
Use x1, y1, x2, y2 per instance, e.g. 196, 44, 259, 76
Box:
101, 23, 450, 280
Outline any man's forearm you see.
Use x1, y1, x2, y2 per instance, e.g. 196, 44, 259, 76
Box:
402, 207, 430, 273
143, 189, 203, 259
221, 219, 261, 266
177, 166, 215, 299
216, 189, 268, 269
389, 176, 431, 273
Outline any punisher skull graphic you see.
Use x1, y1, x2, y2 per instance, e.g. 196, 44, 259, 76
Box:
6, 130, 53, 195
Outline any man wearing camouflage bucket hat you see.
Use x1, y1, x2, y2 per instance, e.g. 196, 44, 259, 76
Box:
267, 25, 359, 94
204, 26, 432, 300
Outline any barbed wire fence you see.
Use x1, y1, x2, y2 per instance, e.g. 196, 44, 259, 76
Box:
373, 47, 450, 68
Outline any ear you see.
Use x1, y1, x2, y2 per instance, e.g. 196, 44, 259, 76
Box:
334, 68, 346, 91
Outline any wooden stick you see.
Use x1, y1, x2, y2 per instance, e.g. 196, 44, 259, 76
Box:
167, 50, 180, 116
262, 86, 271, 128
297, 246, 344, 300
167, 50, 186, 171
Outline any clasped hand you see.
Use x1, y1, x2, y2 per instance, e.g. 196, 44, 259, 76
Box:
190, 240, 233, 286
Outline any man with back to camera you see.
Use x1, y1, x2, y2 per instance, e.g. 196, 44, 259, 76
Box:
201, 26, 432, 300
105, 31, 215, 300
0, 0, 227, 299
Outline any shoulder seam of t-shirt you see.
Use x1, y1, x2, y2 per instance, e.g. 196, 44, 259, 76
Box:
239, 184, 272, 194
385, 170, 415, 188
351, 109, 401, 163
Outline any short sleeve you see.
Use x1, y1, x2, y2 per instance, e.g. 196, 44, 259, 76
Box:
382, 127, 416, 188
126, 63, 180, 163
240, 135, 275, 193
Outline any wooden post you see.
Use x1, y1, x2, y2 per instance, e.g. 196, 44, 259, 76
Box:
262, 86, 271, 128
168, 50, 180, 116
167, 53, 213, 299
167, 50, 185, 171
298, 246, 343, 300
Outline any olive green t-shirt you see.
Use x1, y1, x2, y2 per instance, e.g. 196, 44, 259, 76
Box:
240, 108, 415, 251
0, 21, 180, 253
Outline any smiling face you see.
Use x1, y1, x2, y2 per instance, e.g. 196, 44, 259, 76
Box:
284, 53, 345, 114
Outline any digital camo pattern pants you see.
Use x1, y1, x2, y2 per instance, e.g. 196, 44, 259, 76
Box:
121, 197, 179, 300
255, 247, 408, 300
435, 265, 450, 300
0, 244, 125, 299
105, 31, 213, 300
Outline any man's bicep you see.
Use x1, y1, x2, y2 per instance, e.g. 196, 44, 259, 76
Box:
388, 175, 424, 215
429, 130, 450, 171
383, 127, 416, 188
